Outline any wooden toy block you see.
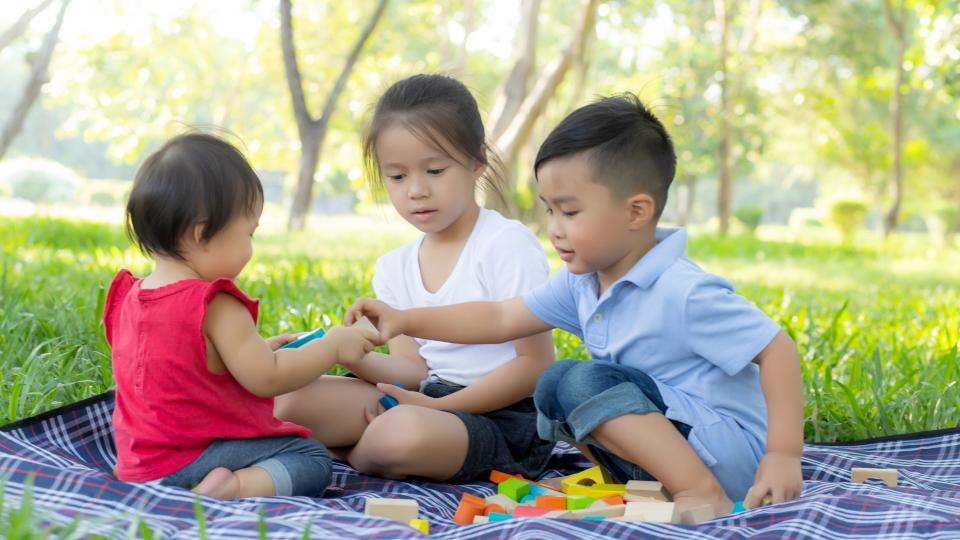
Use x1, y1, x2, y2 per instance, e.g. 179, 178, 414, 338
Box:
519, 494, 537, 505
542, 510, 573, 519
743, 487, 772, 510
484, 494, 518, 512
483, 504, 505, 516
852, 467, 898, 487
565, 495, 595, 510
488, 512, 512, 522
528, 483, 563, 497
564, 483, 626, 498
353, 316, 378, 334
588, 500, 609, 509
600, 495, 624, 505
535, 495, 566, 510
489, 470, 523, 484
498, 477, 531, 501
472, 515, 489, 524
569, 504, 627, 518
624, 501, 679, 523
539, 477, 564, 491
453, 494, 485, 525
582, 515, 607, 521
513, 506, 555, 518
408, 518, 429, 534
679, 504, 716, 524
561, 466, 615, 494
624, 493, 659, 503
626, 480, 671, 501
365, 498, 419, 522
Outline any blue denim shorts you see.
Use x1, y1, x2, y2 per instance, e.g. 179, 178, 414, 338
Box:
533, 360, 692, 483
160, 436, 332, 497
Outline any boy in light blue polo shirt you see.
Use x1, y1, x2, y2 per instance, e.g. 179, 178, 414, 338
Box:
346, 93, 804, 519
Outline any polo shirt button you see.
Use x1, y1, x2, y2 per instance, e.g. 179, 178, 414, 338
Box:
594, 314, 603, 322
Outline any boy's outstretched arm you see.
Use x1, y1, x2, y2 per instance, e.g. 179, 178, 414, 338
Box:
747, 330, 804, 507
345, 296, 552, 345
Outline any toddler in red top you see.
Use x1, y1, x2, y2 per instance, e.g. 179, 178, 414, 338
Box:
105, 133, 378, 499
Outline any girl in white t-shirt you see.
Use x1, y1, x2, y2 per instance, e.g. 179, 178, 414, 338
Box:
275, 74, 556, 482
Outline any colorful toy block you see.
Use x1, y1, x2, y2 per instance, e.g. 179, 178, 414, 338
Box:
489, 470, 523, 484
560, 466, 615, 494
582, 515, 607, 521
365, 498, 419, 522
378, 383, 403, 411
565, 495, 595, 510
535, 495, 566, 510
851, 467, 898, 487
498, 477, 531, 502
600, 495, 624, 505
528, 483, 563, 497
408, 518, 429, 534
278, 327, 325, 349
472, 515, 489, 524
564, 483, 627, 498
569, 504, 627, 518
513, 506, 555, 518
483, 504, 505, 516
624, 501, 679, 523
488, 512, 512, 522
626, 480, 671, 501
519, 494, 537, 505
453, 493, 485, 525
484, 494, 519, 512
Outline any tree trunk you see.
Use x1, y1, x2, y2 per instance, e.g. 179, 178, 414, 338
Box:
677, 175, 698, 226
490, 0, 599, 218
0, 0, 57, 53
281, 0, 388, 231
714, 0, 732, 236
450, 0, 477, 77
883, 0, 906, 236
0, 0, 69, 161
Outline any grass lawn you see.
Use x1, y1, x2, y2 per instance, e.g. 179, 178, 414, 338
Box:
1, 211, 957, 444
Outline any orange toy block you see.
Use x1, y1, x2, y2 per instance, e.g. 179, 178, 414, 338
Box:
483, 504, 505, 516
489, 470, 524, 484
600, 495, 624, 505
851, 467, 899, 487
535, 496, 566, 510
453, 493, 486, 525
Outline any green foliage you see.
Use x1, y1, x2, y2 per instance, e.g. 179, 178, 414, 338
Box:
734, 206, 764, 233
0, 158, 82, 204
827, 198, 869, 243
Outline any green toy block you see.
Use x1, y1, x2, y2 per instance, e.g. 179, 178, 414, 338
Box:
566, 495, 595, 510
498, 477, 531, 502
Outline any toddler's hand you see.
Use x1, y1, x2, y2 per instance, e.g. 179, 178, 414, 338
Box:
344, 298, 403, 342
325, 325, 377, 365
745, 451, 803, 509
265, 333, 302, 351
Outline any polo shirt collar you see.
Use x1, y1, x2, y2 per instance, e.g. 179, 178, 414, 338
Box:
572, 227, 688, 296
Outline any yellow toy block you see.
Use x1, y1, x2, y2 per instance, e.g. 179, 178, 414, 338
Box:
564, 483, 626, 498
560, 466, 615, 494
409, 518, 429, 534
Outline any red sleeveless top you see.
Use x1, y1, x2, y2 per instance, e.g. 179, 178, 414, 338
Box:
103, 270, 311, 482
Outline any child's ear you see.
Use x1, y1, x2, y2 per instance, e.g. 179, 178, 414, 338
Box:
626, 193, 656, 230
189, 223, 207, 250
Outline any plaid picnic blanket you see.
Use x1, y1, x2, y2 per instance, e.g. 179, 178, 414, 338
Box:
1, 391, 958, 539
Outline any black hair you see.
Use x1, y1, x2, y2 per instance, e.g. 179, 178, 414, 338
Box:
125, 132, 263, 260
534, 93, 676, 217
363, 73, 505, 205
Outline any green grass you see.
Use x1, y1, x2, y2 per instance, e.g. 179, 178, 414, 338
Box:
1, 214, 957, 444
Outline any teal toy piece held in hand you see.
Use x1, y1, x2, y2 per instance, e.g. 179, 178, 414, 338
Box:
278, 328, 326, 350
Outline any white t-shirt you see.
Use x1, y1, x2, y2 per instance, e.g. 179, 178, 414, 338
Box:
372, 208, 550, 387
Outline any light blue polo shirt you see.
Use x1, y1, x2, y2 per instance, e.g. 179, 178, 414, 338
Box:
523, 227, 781, 499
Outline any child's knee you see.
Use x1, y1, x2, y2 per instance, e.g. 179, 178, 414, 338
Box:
355, 406, 429, 470
534, 360, 582, 416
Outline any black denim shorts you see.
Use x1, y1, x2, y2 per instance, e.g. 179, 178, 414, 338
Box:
422, 379, 556, 483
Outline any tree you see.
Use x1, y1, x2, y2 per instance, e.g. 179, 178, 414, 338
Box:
281, 0, 388, 231
882, 0, 908, 235
0, 0, 70, 160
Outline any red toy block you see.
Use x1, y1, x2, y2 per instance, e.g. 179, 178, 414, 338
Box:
535, 496, 567, 510
513, 506, 555, 518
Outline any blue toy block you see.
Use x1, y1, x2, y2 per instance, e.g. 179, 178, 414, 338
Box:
528, 484, 560, 497
519, 494, 536, 504
582, 515, 607, 521
487, 512, 512, 522
278, 328, 326, 350
379, 383, 404, 410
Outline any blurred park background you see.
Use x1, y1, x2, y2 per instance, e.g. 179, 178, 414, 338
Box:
0, 0, 958, 441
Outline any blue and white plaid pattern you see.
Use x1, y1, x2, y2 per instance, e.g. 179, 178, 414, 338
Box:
2, 392, 959, 539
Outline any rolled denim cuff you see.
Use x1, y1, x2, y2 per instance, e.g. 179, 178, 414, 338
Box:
566, 382, 664, 442
253, 458, 292, 496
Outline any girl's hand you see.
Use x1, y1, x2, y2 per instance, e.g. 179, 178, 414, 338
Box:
265, 333, 303, 351
344, 298, 403, 343
325, 326, 377, 365
745, 451, 803, 509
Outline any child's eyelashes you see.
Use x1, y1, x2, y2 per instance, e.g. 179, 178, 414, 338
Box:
544, 207, 579, 217
385, 168, 447, 181
427, 167, 447, 176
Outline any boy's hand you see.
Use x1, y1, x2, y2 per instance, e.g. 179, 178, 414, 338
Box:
325, 326, 377, 364
344, 298, 404, 343
265, 333, 302, 351
745, 451, 803, 508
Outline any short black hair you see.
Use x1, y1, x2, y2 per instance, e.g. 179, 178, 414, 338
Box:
125, 133, 263, 260
534, 93, 676, 217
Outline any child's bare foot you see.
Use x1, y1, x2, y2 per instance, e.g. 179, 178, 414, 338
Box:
193, 467, 241, 500
673, 484, 733, 524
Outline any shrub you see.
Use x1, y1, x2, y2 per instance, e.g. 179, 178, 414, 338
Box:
734, 206, 764, 234
0, 158, 82, 204
827, 198, 869, 243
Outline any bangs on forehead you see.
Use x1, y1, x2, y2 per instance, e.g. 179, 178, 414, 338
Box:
391, 114, 474, 169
